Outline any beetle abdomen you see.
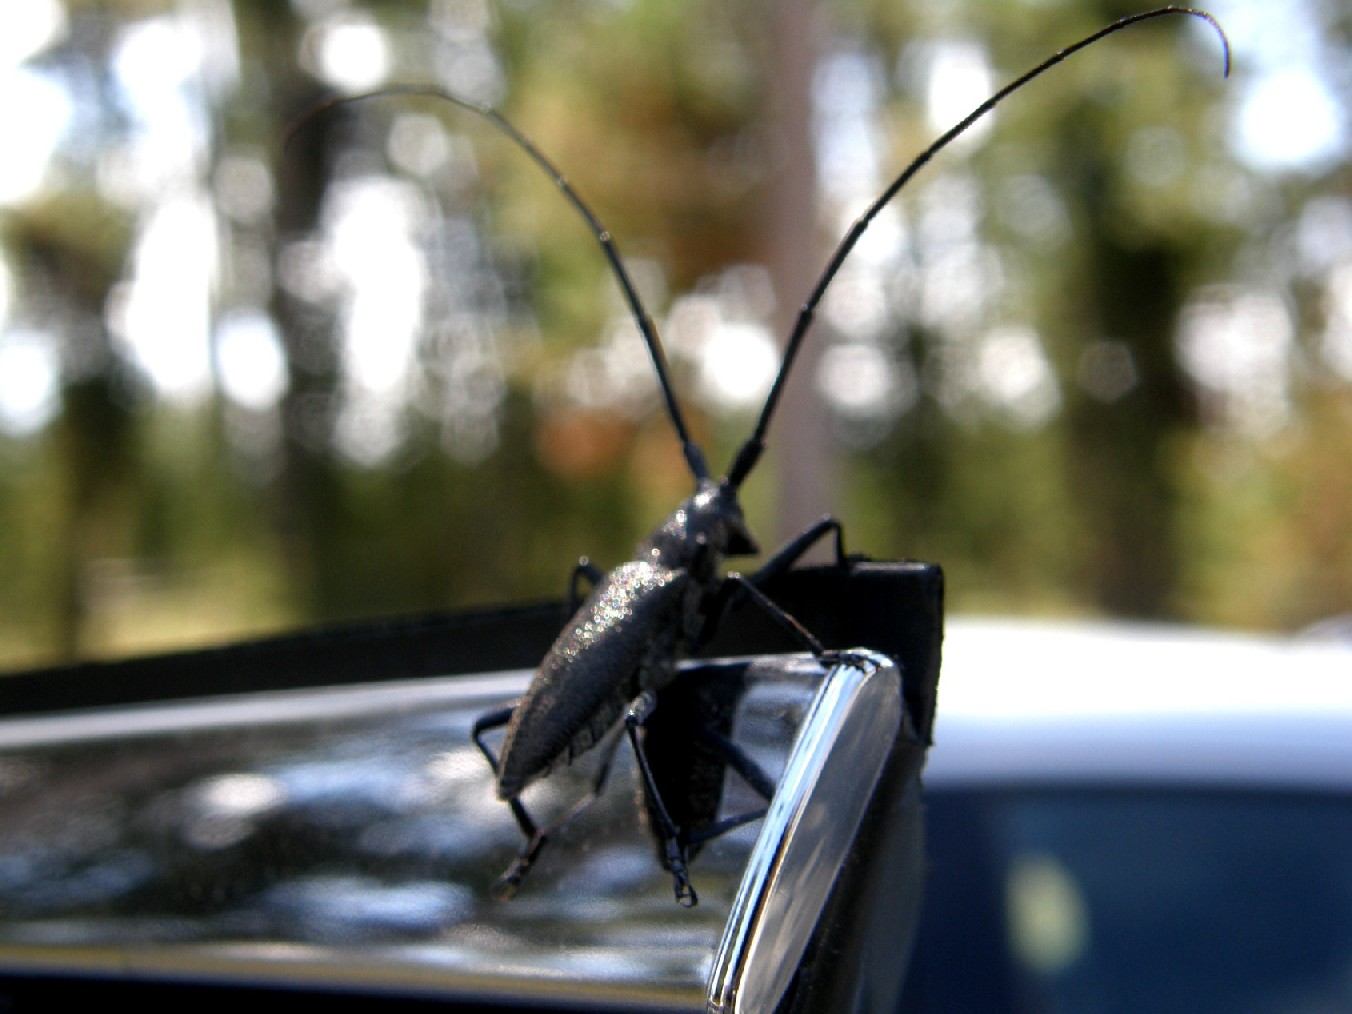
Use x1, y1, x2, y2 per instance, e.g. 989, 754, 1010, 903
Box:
496, 561, 689, 799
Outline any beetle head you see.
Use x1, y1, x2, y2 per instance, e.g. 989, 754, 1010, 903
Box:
712, 478, 759, 558
686, 478, 757, 561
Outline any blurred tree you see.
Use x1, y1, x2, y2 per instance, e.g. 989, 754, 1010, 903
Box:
13, 196, 136, 655
1, 0, 1349, 671
851, 0, 1243, 617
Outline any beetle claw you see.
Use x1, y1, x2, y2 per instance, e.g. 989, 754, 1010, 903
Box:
492, 862, 526, 900
675, 875, 698, 908
492, 834, 547, 900
664, 840, 698, 907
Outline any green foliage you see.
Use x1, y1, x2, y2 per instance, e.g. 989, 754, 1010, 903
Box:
1, 0, 1349, 671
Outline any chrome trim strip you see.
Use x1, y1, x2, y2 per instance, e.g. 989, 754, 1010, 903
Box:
706, 649, 902, 1014
0, 672, 535, 748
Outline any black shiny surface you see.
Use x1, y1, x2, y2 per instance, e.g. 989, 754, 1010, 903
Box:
0, 562, 944, 1007
0, 662, 818, 1004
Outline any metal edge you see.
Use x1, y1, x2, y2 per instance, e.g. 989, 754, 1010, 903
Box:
705, 649, 902, 1014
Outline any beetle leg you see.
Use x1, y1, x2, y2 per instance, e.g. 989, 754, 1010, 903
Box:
668, 722, 777, 851
718, 574, 825, 656
491, 799, 546, 899
694, 722, 777, 802
568, 557, 605, 611
492, 755, 625, 900
478, 712, 627, 899
471, 705, 515, 774
625, 690, 698, 907
750, 515, 845, 586
551, 725, 628, 832
693, 520, 843, 651
683, 809, 768, 850
473, 705, 548, 897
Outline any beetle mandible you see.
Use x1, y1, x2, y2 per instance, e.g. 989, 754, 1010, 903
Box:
297, 7, 1229, 906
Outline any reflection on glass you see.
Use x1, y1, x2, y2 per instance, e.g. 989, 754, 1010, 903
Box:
1004, 852, 1088, 974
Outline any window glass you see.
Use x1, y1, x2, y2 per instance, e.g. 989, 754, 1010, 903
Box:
906, 789, 1352, 1013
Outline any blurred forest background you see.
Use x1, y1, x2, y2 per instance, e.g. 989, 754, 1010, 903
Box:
1, 0, 1349, 671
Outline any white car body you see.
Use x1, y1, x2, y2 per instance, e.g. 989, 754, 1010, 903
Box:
930, 616, 1352, 788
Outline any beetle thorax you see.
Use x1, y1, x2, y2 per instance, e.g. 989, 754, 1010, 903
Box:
638, 478, 757, 580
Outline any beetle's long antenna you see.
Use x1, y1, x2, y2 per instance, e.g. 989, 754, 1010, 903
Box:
285, 86, 712, 482
724, 6, 1229, 488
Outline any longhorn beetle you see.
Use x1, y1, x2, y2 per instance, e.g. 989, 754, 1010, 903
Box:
292, 7, 1229, 907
